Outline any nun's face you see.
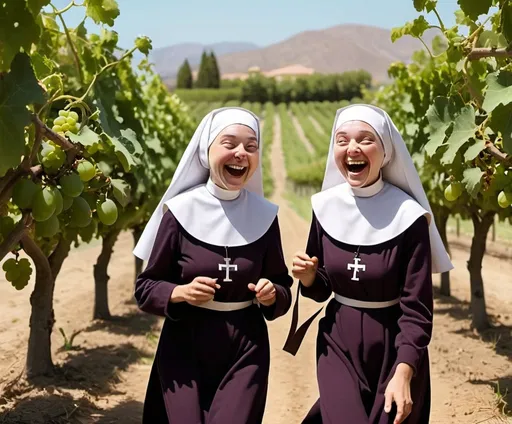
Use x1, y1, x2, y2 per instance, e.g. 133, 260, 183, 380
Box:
333, 121, 385, 187
208, 124, 259, 190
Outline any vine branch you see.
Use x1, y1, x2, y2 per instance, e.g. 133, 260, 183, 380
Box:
0, 214, 32, 261
485, 141, 511, 165
467, 47, 512, 60
433, 8, 446, 32
50, 3, 83, 83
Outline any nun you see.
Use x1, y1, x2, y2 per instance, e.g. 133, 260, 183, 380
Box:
133, 107, 293, 424
286, 104, 453, 424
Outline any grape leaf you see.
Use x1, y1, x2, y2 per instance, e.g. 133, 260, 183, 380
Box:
85, 0, 119, 27
0, 1, 41, 71
31, 52, 55, 79
0, 53, 46, 177
463, 167, 484, 198
104, 133, 140, 172
413, 0, 436, 12
482, 71, 512, 113
146, 136, 165, 155
489, 103, 512, 155
27, 0, 51, 17
392, 16, 430, 42
464, 138, 485, 161
500, 0, 512, 43
120, 129, 143, 156
67, 126, 101, 147
424, 97, 453, 156
135, 36, 152, 55
111, 179, 131, 207
441, 106, 477, 165
457, 0, 492, 21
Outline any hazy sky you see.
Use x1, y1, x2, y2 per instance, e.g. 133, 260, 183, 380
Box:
49, 0, 461, 50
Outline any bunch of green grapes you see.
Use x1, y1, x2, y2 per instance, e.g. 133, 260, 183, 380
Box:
52, 110, 80, 135
40, 142, 66, 173
2, 258, 32, 290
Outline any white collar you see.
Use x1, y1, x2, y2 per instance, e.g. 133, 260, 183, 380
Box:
349, 176, 385, 198
206, 178, 241, 200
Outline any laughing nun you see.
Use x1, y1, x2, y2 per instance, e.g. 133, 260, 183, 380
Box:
133, 107, 293, 424
287, 104, 453, 424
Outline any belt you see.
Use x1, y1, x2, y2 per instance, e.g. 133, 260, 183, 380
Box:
195, 299, 258, 311
334, 294, 400, 309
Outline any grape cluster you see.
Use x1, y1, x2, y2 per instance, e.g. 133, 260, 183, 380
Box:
41, 142, 66, 173
52, 110, 80, 135
2, 258, 32, 290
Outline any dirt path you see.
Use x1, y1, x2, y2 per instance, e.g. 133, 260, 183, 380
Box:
0, 114, 511, 423
289, 111, 315, 155
309, 116, 326, 135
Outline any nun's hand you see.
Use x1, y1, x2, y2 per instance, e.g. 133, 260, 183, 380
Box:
384, 363, 414, 424
248, 279, 276, 306
172, 277, 220, 306
292, 252, 318, 287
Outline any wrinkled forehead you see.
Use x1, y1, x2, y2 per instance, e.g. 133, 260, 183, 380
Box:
209, 109, 259, 145
335, 120, 379, 138
335, 105, 386, 140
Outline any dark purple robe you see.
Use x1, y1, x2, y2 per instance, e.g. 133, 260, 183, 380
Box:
135, 210, 293, 424
301, 214, 432, 424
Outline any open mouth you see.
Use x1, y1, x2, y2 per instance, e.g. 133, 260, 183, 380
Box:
345, 160, 368, 175
225, 164, 247, 178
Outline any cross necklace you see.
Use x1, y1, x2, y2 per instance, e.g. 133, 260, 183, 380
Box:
219, 246, 238, 282
347, 246, 366, 282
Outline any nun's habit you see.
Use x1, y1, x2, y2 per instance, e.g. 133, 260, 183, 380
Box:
134, 108, 293, 424
284, 105, 453, 424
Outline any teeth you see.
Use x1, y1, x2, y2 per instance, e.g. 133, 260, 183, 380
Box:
346, 160, 367, 165
227, 165, 245, 170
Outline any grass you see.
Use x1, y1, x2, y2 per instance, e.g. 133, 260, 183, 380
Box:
285, 188, 313, 222
447, 216, 512, 243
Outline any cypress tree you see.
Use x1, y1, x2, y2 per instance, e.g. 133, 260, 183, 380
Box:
196, 51, 210, 88
209, 51, 221, 88
176, 59, 193, 89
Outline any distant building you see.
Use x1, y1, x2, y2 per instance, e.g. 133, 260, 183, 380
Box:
222, 64, 316, 81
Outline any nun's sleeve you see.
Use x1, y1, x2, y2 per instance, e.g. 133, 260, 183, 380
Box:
299, 214, 332, 302
394, 215, 433, 375
135, 210, 185, 320
260, 217, 293, 321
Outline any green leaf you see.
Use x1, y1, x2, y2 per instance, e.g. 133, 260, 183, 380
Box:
135, 36, 152, 55
464, 138, 485, 161
413, 0, 436, 12
85, 0, 120, 27
146, 136, 165, 155
66, 125, 100, 147
424, 97, 453, 156
120, 129, 143, 156
489, 103, 512, 155
482, 71, 512, 113
441, 106, 477, 165
457, 0, 492, 21
0, 1, 41, 71
27, 0, 51, 17
31, 52, 55, 79
500, 0, 512, 43
104, 133, 139, 172
111, 179, 131, 207
0, 53, 46, 177
391, 16, 429, 42
463, 167, 484, 198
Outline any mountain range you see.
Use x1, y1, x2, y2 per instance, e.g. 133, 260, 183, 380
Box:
152, 24, 435, 83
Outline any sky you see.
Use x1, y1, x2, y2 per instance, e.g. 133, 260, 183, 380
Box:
49, 0, 462, 50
